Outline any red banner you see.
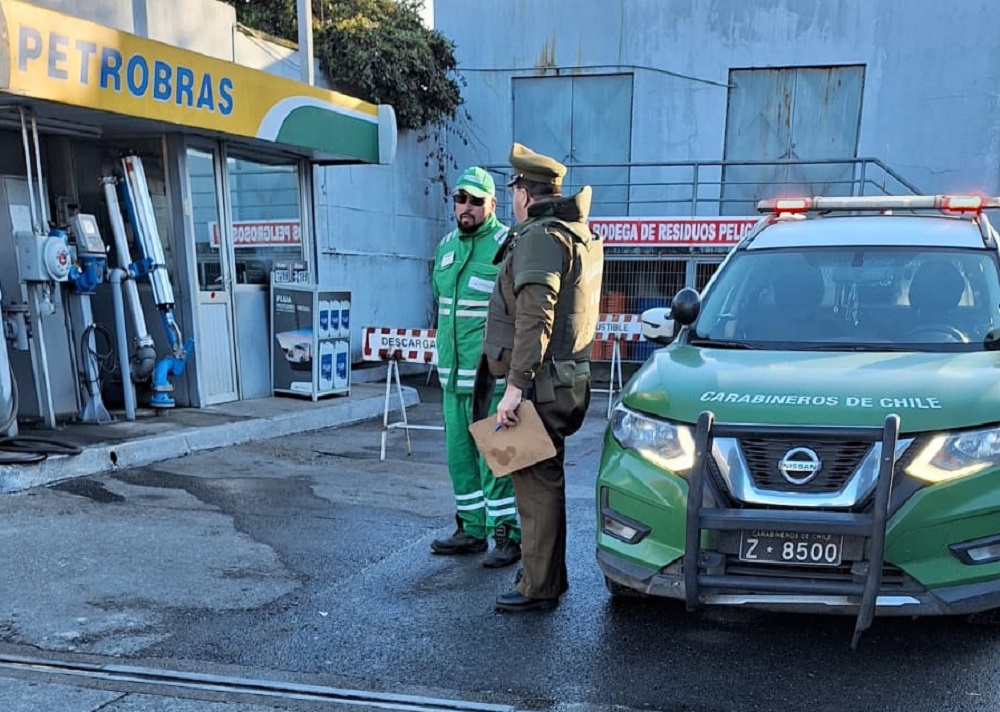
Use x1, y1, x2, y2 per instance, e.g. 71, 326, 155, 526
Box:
589, 217, 758, 247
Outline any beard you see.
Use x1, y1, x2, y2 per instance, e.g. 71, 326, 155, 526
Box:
456, 213, 484, 234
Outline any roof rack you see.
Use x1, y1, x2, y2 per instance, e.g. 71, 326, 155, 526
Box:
757, 195, 1000, 214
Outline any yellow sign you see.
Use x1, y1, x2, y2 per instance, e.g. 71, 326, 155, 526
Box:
0, 0, 391, 162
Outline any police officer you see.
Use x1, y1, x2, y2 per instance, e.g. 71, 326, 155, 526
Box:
475, 144, 604, 611
431, 167, 522, 568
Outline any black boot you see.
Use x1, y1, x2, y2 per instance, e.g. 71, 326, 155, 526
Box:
431, 517, 487, 555
482, 524, 522, 568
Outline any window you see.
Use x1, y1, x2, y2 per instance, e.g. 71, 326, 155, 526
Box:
227, 155, 303, 285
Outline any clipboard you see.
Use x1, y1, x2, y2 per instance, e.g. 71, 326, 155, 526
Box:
468, 400, 557, 477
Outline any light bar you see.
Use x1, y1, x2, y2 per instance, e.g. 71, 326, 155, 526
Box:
757, 195, 1000, 214
772, 198, 811, 213
941, 196, 983, 212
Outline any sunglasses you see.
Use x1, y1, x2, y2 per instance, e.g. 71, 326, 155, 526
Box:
453, 193, 486, 207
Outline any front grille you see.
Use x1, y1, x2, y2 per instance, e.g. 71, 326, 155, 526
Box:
723, 560, 914, 589
741, 438, 871, 494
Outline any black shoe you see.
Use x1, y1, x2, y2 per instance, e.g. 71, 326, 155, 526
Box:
431, 527, 487, 555
482, 524, 522, 568
495, 590, 559, 613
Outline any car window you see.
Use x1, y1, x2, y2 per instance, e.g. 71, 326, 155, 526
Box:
694, 247, 1000, 349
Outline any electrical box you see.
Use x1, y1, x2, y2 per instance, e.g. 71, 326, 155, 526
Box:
16, 231, 71, 282
69, 214, 105, 257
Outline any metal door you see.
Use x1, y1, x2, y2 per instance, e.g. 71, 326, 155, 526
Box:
187, 146, 238, 404
513, 75, 633, 216
721, 66, 865, 214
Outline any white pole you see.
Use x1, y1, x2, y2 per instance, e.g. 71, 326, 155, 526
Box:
297, 0, 314, 85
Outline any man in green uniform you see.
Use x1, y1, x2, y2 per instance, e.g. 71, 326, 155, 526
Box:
475, 144, 604, 611
430, 167, 522, 568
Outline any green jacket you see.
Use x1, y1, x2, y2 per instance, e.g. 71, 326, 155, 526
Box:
433, 212, 508, 393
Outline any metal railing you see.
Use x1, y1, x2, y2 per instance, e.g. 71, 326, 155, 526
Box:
485, 157, 922, 224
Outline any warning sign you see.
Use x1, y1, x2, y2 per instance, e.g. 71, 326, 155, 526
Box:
362, 327, 438, 364
589, 217, 758, 247
209, 220, 302, 248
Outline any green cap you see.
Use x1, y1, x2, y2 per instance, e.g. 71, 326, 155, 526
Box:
454, 166, 496, 198
507, 143, 567, 187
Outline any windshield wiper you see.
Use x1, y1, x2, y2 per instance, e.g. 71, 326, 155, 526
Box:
688, 336, 752, 349
802, 343, 916, 352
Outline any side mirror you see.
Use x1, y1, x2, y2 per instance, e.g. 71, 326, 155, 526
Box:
641, 307, 675, 344
670, 287, 701, 326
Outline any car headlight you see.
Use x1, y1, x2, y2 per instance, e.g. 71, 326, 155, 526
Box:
905, 426, 1000, 483
610, 404, 695, 474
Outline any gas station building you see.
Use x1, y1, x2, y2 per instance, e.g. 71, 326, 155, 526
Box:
0, 0, 398, 431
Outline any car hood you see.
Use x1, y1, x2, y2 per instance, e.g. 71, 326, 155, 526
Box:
622, 346, 1000, 433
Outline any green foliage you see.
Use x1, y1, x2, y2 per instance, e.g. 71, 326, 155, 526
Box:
223, 0, 463, 131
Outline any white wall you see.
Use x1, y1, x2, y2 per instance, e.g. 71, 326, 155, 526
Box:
435, 0, 1000, 197
24, 0, 134, 31
315, 132, 449, 355
28, 0, 235, 59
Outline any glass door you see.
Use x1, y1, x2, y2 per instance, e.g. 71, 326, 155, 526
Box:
224, 151, 306, 400
188, 145, 239, 404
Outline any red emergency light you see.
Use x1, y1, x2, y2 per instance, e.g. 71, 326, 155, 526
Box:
765, 198, 811, 213
940, 195, 984, 212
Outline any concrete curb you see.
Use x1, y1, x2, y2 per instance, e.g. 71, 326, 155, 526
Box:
0, 386, 420, 494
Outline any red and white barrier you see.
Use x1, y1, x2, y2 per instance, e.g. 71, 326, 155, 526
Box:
595, 313, 644, 342
362, 327, 438, 365
592, 314, 645, 419
362, 326, 443, 460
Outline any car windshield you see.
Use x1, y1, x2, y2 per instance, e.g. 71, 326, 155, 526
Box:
692, 246, 1000, 350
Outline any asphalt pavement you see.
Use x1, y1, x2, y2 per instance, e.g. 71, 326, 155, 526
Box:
0, 376, 997, 712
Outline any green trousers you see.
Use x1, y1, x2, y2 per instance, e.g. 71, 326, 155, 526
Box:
442, 391, 521, 542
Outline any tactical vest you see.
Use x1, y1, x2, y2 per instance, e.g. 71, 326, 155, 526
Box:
483, 216, 603, 381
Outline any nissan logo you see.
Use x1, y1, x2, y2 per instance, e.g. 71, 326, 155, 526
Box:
778, 447, 822, 485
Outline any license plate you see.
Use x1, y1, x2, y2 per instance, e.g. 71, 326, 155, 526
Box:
738, 530, 844, 566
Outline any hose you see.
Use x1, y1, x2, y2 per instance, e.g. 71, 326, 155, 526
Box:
79, 322, 118, 394
0, 361, 83, 465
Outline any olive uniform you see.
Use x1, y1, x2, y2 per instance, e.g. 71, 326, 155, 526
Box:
475, 144, 604, 602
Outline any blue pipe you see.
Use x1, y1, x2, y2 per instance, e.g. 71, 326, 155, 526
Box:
149, 310, 194, 408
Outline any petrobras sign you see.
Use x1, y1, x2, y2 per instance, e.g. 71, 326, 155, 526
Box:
589, 217, 759, 247
0, 0, 385, 160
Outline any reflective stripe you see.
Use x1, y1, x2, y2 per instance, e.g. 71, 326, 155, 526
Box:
455, 310, 487, 318
456, 490, 484, 501
486, 496, 517, 508
458, 299, 490, 307
439, 308, 452, 316
487, 506, 518, 518
457, 369, 477, 376
456, 379, 476, 388
439, 296, 454, 304
457, 501, 486, 512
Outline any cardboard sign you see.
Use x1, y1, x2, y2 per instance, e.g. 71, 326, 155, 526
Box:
468, 401, 557, 477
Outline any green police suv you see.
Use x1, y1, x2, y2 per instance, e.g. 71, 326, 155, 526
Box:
596, 195, 1000, 644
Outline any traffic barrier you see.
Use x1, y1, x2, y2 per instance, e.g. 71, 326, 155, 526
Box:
361, 327, 443, 461
592, 314, 644, 418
